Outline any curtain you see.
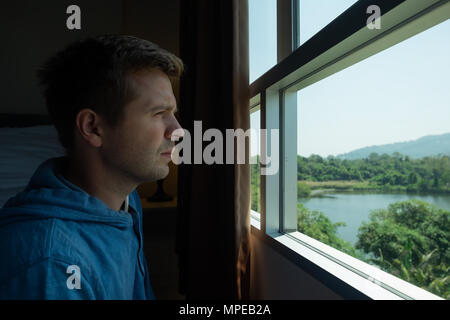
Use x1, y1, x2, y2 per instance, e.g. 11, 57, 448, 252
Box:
176, 0, 250, 299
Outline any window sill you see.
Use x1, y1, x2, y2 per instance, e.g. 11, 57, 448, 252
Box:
250, 224, 443, 300
250, 209, 261, 229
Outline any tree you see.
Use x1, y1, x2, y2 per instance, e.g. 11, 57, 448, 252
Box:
296, 152, 450, 193
408, 172, 418, 185
309, 154, 324, 163
356, 200, 449, 298
297, 181, 311, 198
297, 203, 361, 258
368, 152, 380, 164
418, 178, 430, 192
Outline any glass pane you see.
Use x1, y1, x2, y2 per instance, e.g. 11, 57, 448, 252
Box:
250, 108, 261, 224
249, 0, 277, 83
298, 0, 358, 46
296, 20, 450, 299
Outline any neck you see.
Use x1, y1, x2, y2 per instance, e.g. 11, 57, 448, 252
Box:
63, 153, 136, 212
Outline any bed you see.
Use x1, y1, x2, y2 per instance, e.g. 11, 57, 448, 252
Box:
0, 114, 65, 207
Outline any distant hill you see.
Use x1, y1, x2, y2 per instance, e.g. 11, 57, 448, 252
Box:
336, 132, 450, 160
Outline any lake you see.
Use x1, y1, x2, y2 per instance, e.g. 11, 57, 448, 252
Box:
300, 192, 450, 246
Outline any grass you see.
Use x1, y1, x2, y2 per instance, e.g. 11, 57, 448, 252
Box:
301, 180, 450, 195
303, 180, 376, 191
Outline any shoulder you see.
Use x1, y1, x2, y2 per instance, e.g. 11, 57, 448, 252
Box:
0, 217, 96, 285
0, 255, 97, 299
0, 218, 57, 278
0, 218, 102, 299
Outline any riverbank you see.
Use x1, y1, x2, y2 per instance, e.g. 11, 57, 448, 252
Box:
302, 180, 450, 197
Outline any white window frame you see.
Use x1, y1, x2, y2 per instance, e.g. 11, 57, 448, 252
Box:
250, 0, 449, 300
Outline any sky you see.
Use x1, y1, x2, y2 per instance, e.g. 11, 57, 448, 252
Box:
249, 0, 450, 158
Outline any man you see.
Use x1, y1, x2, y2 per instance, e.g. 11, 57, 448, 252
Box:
0, 35, 183, 299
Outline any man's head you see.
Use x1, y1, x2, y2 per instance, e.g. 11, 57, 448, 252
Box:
38, 35, 184, 183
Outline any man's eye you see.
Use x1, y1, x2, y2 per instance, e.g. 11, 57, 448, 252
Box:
154, 111, 165, 116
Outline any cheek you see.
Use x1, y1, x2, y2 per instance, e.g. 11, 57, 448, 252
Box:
139, 122, 165, 149
118, 116, 166, 152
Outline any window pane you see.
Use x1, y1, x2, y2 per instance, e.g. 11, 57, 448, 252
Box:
296, 21, 450, 299
249, 0, 277, 83
298, 0, 358, 46
250, 108, 261, 223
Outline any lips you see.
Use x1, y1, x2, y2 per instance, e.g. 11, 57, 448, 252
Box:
160, 148, 174, 157
161, 148, 173, 155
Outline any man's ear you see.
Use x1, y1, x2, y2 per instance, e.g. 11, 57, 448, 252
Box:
75, 109, 104, 148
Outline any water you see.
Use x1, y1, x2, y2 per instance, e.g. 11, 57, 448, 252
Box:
300, 192, 450, 246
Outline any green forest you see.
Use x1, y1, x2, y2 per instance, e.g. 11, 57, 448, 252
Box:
297, 152, 450, 194
250, 152, 450, 298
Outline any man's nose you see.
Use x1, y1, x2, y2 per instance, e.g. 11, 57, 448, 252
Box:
165, 113, 184, 140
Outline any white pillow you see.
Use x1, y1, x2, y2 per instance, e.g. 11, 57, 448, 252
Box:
0, 125, 65, 206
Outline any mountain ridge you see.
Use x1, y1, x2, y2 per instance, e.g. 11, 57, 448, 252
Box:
336, 132, 450, 160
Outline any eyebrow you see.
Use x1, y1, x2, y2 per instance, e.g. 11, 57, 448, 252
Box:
148, 105, 178, 113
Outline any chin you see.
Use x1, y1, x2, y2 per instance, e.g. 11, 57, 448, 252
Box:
151, 165, 170, 181
158, 169, 170, 180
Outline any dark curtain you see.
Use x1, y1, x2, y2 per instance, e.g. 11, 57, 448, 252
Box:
176, 0, 250, 299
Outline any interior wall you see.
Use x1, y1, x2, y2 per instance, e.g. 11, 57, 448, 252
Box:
122, 0, 180, 56
250, 231, 343, 299
0, 0, 123, 115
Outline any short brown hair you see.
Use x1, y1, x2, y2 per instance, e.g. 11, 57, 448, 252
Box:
37, 35, 184, 152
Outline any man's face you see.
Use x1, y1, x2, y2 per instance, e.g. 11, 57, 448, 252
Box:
101, 68, 181, 184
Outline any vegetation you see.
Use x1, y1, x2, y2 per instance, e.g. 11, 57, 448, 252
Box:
295, 200, 450, 298
298, 199, 450, 299
297, 152, 450, 194
297, 203, 361, 258
250, 157, 261, 212
250, 152, 450, 298
297, 182, 311, 198
252, 152, 450, 211
356, 200, 449, 299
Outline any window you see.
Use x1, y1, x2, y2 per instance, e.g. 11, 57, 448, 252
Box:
297, 0, 358, 46
249, 0, 449, 300
250, 106, 261, 229
296, 20, 450, 299
249, 0, 277, 83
